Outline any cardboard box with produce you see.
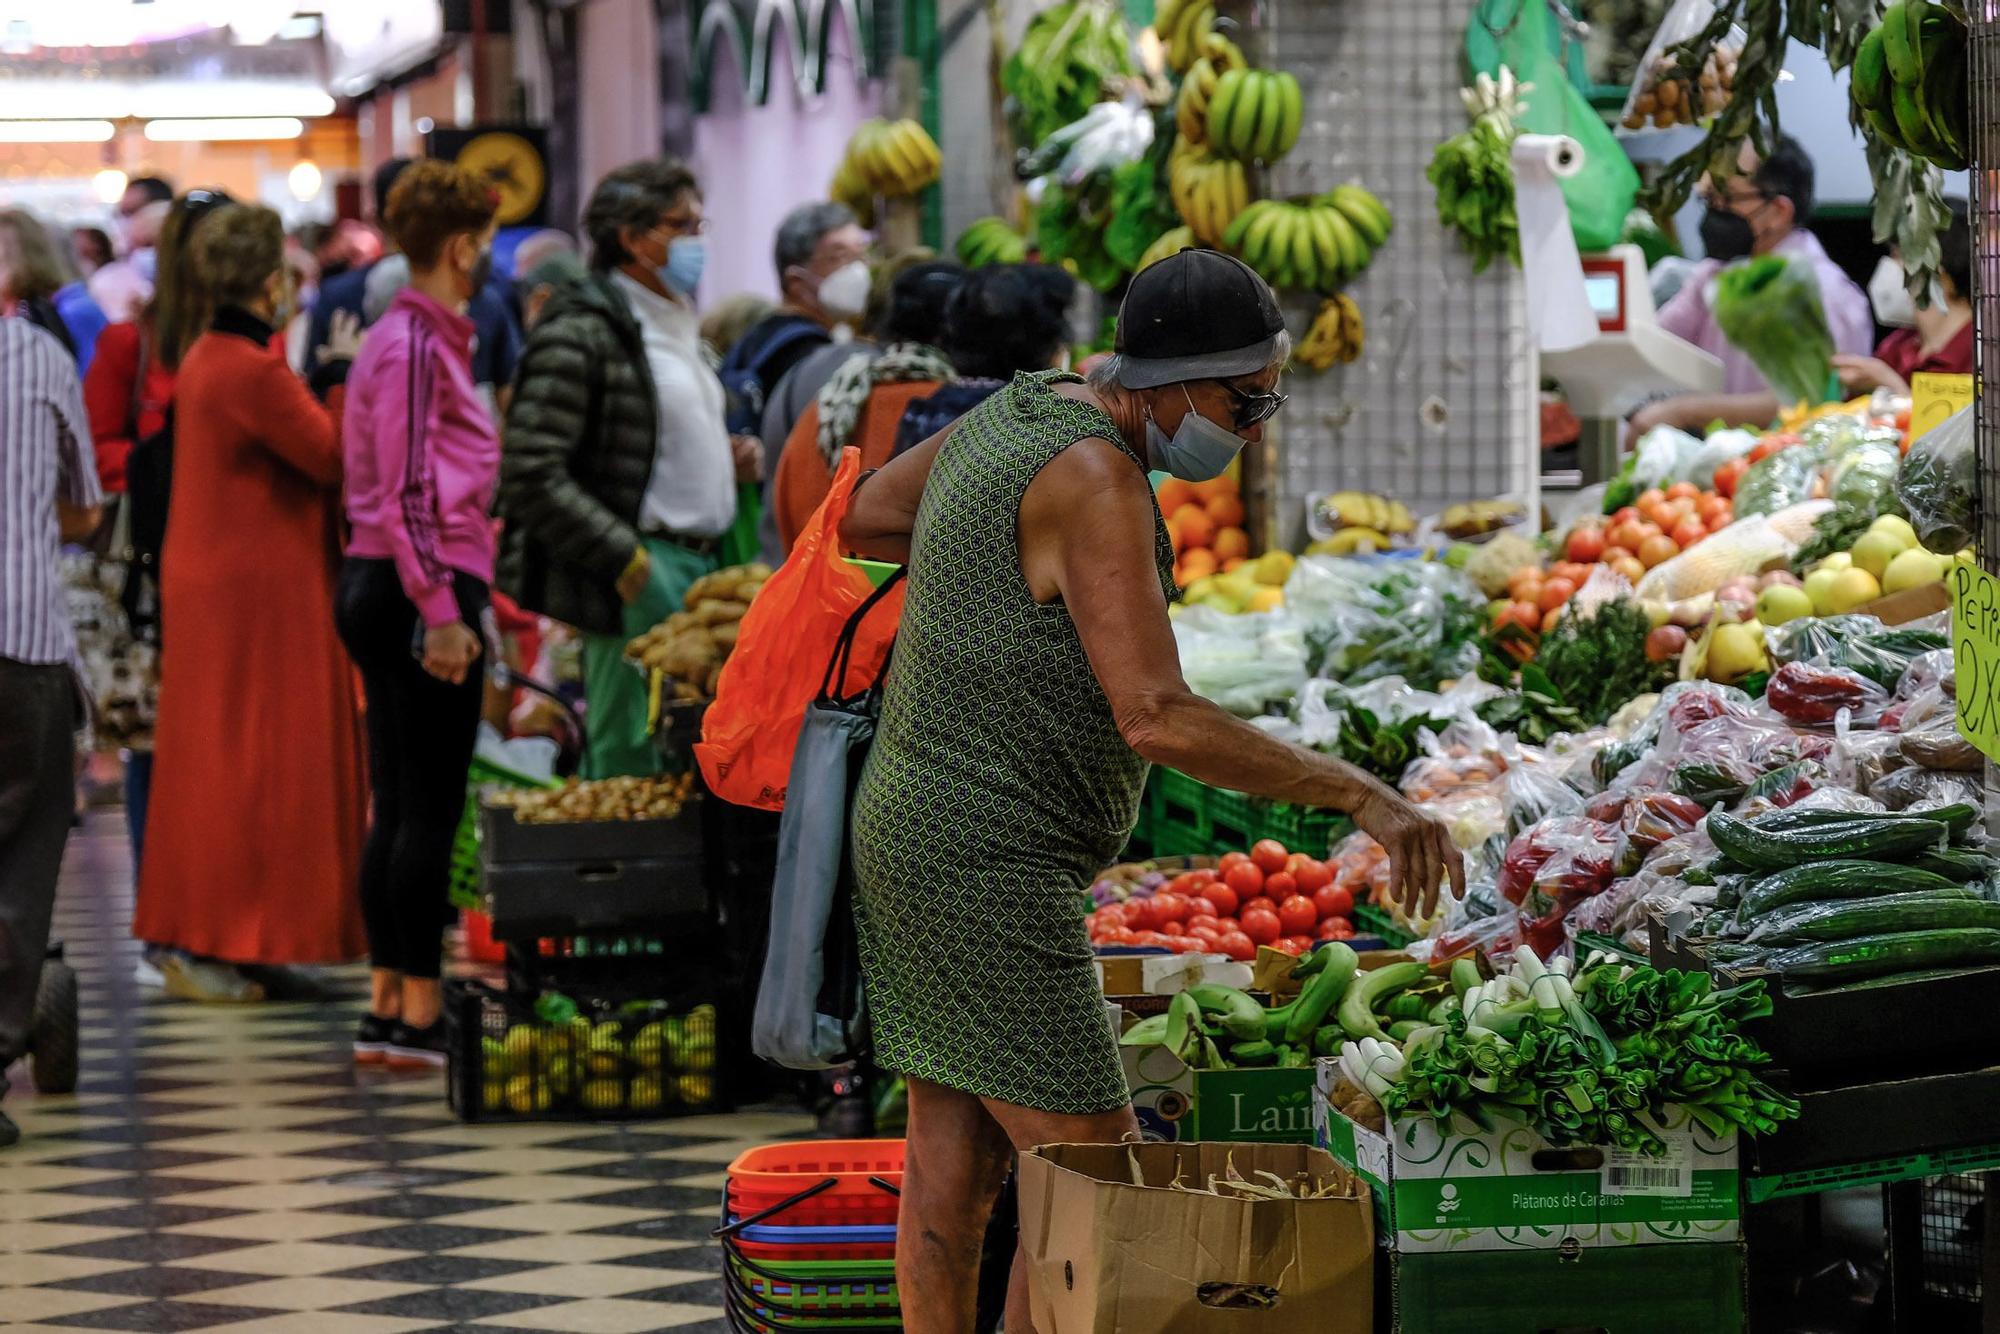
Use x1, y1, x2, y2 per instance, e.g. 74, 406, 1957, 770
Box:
1308, 949, 1771, 1253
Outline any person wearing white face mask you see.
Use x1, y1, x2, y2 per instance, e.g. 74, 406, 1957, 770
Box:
1834, 200, 1973, 398
498, 158, 748, 778
837, 248, 1464, 1329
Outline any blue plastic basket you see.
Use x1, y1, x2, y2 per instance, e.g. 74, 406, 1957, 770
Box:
734, 1222, 899, 1247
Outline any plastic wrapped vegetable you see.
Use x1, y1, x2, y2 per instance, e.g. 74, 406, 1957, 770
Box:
1711, 254, 1836, 409
1828, 440, 1902, 511
1764, 661, 1888, 728
1172, 606, 1309, 717
1604, 425, 1703, 513
1684, 428, 1760, 491
1731, 442, 1827, 519
1896, 403, 1974, 554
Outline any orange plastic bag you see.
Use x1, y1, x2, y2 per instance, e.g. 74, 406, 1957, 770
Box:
697, 448, 904, 810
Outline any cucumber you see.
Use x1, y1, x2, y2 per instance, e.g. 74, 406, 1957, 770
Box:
1707, 812, 1948, 871
1913, 848, 2000, 882
1745, 890, 2000, 946
1913, 802, 1980, 842
1737, 859, 1962, 920
1752, 804, 1974, 840
1761, 928, 2000, 984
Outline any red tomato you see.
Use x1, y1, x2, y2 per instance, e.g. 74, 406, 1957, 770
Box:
1203, 884, 1239, 917
1187, 928, 1222, 951
1250, 839, 1291, 874
1312, 885, 1355, 919
1151, 893, 1188, 925
1189, 895, 1219, 919
1606, 520, 1645, 553
1278, 935, 1314, 956
1665, 480, 1700, 502
1494, 602, 1541, 637
1540, 605, 1565, 633
1635, 487, 1665, 512
1748, 435, 1792, 464
1609, 506, 1641, 527
1638, 534, 1679, 568
1116, 899, 1150, 930
1537, 577, 1576, 613
1167, 871, 1209, 896
1292, 858, 1334, 893
1186, 913, 1222, 935
1314, 918, 1348, 941
1217, 851, 1250, 874
1217, 930, 1256, 961
1601, 545, 1635, 564
1264, 871, 1299, 902
1564, 525, 1606, 564
1654, 497, 1694, 530
1326, 918, 1356, 940
1285, 853, 1314, 877
1277, 894, 1319, 934
1713, 456, 1749, 497
1670, 517, 1707, 550
1223, 861, 1266, 901
1160, 920, 1185, 936
1108, 928, 1139, 945
1239, 909, 1281, 946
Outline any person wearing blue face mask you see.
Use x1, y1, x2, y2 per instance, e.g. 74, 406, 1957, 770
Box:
498, 158, 754, 777
836, 248, 1464, 1329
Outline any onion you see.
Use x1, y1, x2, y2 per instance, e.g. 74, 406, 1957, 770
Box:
1139, 872, 1168, 890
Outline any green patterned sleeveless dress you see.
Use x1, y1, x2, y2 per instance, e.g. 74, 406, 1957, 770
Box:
850, 371, 1175, 1113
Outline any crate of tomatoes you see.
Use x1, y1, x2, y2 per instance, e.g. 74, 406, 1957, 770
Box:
1086, 839, 1361, 961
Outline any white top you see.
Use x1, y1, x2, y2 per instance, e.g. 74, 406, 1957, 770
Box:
613, 272, 738, 538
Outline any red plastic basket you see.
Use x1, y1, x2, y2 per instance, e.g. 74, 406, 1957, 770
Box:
726, 1184, 898, 1228
461, 908, 505, 964
726, 1139, 904, 1229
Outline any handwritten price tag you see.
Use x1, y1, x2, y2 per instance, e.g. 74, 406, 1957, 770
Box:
1953, 562, 2000, 764
1912, 372, 1974, 443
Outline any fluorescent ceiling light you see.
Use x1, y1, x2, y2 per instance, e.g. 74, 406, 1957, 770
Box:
145, 116, 305, 141
0, 82, 333, 120
0, 119, 116, 142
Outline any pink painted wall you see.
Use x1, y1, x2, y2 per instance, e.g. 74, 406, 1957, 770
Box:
578, 0, 662, 205
690, 10, 884, 304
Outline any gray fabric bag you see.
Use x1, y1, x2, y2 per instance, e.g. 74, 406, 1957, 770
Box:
751, 570, 903, 1070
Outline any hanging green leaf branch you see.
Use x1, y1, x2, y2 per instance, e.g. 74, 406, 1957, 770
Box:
1637, 0, 1955, 302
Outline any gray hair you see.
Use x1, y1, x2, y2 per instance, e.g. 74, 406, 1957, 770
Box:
583, 159, 700, 272
1089, 328, 1293, 393
511, 228, 575, 281
773, 201, 857, 281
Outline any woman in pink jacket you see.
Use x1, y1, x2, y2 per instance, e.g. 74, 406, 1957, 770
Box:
335, 160, 500, 1067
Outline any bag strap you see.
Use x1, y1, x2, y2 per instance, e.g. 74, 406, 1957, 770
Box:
125, 327, 150, 443
818, 566, 906, 701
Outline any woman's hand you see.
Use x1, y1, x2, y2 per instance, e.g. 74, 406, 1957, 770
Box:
615, 546, 652, 604
318, 309, 365, 365
730, 433, 764, 483
1352, 787, 1464, 917
422, 621, 483, 684
1831, 353, 1909, 399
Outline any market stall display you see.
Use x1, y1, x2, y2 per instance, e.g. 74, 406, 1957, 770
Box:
1087, 841, 1366, 960
625, 562, 769, 704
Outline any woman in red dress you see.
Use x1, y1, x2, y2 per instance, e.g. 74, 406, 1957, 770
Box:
134, 202, 367, 994
1835, 202, 1973, 397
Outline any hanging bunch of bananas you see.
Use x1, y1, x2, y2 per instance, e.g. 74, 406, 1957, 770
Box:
1167, 142, 1252, 247
1155, 0, 1218, 75
955, 217, 1030, 268
1296, 295, 1364, 371
1220, 185, 1390, 292
1204, 68, 1303, 164
1173, 33, 1247, 146
829, 160, 876, 228
1429, 68, 1529, 273
1851, 1, 1968, 171
840, 118, 943, 200
1136, 224, 1196, 273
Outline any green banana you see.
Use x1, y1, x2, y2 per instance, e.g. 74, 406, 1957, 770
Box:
1891, 79, 1944, 158
1337, 961, 1428, 1042
1120, 1013, 1170, 1046
1206, 68, 1247, 153
1186, 983, 1266, 1041
1270, 73, 1303, 159
1321, 205, 1369, 277
1307, 207, 1344, 283
1230, 73, 1266, 160
1327, 184, 1392, 249
1852, 24, 1890, 113
1881, 1, 1924, 88
1288, 205, 1321, 289
1252, 75, 1282, 161
1228, 1038, 1278, 1065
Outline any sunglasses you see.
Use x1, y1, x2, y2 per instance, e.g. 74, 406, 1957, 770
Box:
1226, 382, 1289, 429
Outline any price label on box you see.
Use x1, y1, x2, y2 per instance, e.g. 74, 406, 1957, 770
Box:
1910, 372, 1973, 442
1953, 561, 2000, 764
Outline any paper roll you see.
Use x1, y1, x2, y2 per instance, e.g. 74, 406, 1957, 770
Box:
1511, 133, 1597, 353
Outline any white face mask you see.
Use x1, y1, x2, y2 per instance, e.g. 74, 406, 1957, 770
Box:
814, 260, 870, 322
1868, 256, 1916, 329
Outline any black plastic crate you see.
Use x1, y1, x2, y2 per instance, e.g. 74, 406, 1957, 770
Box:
1746, 1065, 2000, 1178
444, 978, 727, 1122
1713, 960, 2000, 1083
483, 855, 709, 939
480, 800, 704, 866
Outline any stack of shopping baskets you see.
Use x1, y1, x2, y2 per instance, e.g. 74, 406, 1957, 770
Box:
719, 1139, 904, 1331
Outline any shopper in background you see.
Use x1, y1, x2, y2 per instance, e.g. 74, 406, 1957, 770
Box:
498, 159, 744, 778
56, 228, 112, 374
1836, 199, 1973, 396
336, 161, 500, 1068
504, 229, 577, 325
134, 203, 367, 1001
699, 293, 775, 369
0, 211, 80, 361
893, 261, 1080, 455
840, 250, 1462, 1326
92, 177, 174, 325
303, 158, 410, 381
769, 260, 964, 551
514, 250, 590, 334
78, 191, 233, 874
1630, 135, 1872, 434
0, 314, 101, 1151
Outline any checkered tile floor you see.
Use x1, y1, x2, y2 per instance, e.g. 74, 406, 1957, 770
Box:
3, 812, 809, 1332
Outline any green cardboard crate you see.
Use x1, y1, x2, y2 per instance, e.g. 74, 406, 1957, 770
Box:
1385, 1242, 1746, 1333
1314, 1059, 1740, 1254
1124, 1045, 1316, 1144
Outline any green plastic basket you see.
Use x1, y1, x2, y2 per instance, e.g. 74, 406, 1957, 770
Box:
448, 754, 562, 910
1138, 769, 1351, 859
1353, 903, 1416, 947
729, 1257, 898, 1313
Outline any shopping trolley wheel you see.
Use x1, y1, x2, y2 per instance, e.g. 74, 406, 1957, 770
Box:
29, 957, 79, 1094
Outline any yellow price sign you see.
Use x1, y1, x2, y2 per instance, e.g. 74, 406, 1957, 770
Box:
1952, 561, 2000, 763
1910, 372, 1973, 443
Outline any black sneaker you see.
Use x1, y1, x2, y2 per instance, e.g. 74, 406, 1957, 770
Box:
0, 1108, 18, 1149
384, 1018, 448, 1070
354, 1013, 395, 1065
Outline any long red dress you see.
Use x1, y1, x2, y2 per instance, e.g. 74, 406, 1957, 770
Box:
134, 307, 368, 964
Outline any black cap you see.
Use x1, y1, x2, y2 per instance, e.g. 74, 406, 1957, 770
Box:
1114, 248, 1284, 389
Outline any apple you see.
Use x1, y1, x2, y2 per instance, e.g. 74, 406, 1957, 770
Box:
1754, 583, 1814, 626
1882, 547, 1947, 595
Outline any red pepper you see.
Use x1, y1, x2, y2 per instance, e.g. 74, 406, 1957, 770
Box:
1766, 661, 1871, 725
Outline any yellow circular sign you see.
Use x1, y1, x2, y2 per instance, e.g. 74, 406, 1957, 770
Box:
455, 131, 546, 225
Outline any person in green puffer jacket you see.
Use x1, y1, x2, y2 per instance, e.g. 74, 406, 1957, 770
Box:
498, 158, 746, 776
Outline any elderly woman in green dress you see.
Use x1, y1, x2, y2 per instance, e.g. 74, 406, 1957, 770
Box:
841, 249, 1461, 1330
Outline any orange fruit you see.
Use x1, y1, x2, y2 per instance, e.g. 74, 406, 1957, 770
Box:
1156, 478, 1197, 516
1221, 556, 1247, 573
1205, 492, 1246, 528
1212, 526, 1250, 562
1191, 475, 1238, 504
1165, 516, 1187, 553
1178, 548, 1218, 583
1171, 503, 1217, 551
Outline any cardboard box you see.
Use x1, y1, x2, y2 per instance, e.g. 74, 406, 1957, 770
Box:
1124, 1045, 1317, 1144
1314, 1059, 1740, 1253
1383, 1242, 1747, 1333
1860, 577, 1950, 626
1095, 952, 1253, 998
1018, 1140, 1373, 1334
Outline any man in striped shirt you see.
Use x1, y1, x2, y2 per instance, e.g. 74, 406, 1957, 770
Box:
0, 312, 101, 1149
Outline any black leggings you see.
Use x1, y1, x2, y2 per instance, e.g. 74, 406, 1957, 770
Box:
336, 558, 488, 981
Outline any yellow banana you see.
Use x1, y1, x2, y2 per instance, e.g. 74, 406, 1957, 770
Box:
1326, 184, 1392, 249
1318, 204, 1369, 277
